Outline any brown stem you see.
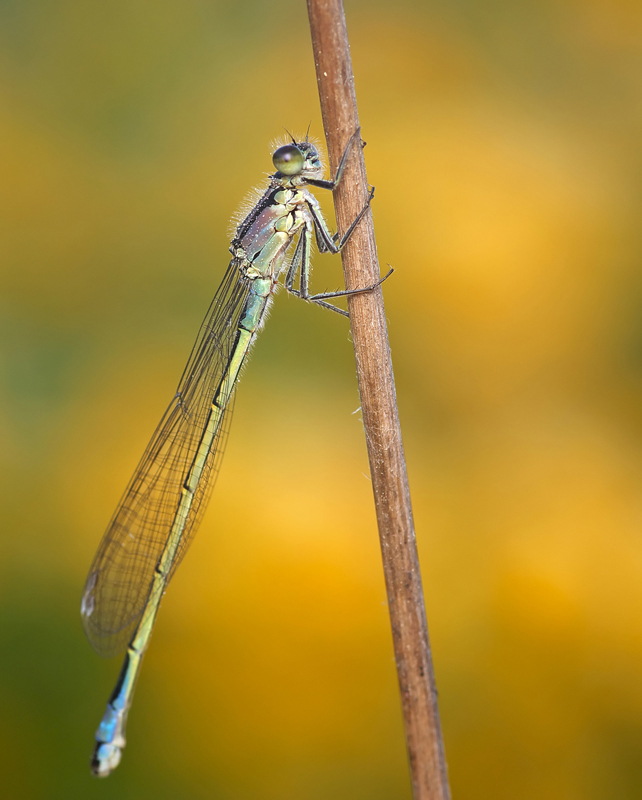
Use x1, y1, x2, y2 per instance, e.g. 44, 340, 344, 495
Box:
305, 2, 451, 798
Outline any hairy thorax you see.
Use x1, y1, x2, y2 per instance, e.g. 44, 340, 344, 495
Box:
233, 185, 311, 281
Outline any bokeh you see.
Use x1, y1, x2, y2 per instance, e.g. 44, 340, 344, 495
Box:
2, 1, 642, 798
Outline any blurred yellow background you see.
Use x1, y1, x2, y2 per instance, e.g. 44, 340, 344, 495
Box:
2, 0, 642, 797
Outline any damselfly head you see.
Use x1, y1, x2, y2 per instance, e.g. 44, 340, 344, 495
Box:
272, 141, 323, 179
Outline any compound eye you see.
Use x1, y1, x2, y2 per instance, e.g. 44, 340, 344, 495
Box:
272, 144, 304, 176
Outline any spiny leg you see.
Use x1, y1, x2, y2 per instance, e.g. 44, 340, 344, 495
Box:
304, 267, 394, 304
310, 188, 375, 255
335, 186, 376, 249
286, 226, 393, 316
307, 184, 374, 256
285, 227, 349, 317
305, 127, 364, 192
285, 227, 347, 315
285, 232, 305, 293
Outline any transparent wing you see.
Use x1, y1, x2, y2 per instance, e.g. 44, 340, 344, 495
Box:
81, 260, 251, 658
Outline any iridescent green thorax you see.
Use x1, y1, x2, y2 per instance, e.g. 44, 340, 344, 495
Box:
232, 175, 314, 283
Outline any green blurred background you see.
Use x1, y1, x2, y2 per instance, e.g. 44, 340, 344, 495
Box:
2, 0, 642, 797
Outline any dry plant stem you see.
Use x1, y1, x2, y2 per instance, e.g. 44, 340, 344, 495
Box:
306, 2, 451, 799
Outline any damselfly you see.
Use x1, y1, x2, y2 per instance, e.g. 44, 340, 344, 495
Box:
81, 129, 390, 777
